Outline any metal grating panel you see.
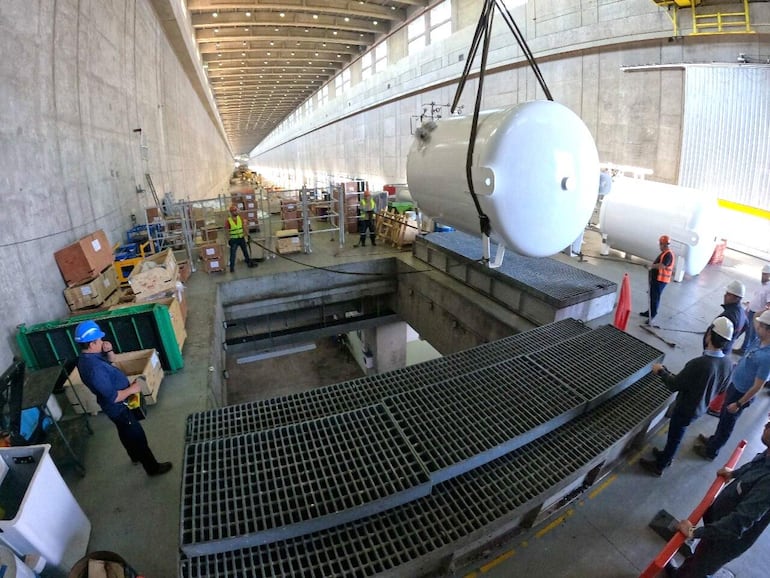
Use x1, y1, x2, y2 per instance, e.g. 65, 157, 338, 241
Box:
384, 356, 582, 482
185, 319, 590, 443
186, 319, 589, 442
529, 324, 664, 409
180, 405, 430, 556
384, 325, 662, 483
415, 231, 617, 305
179, 374, 671, 578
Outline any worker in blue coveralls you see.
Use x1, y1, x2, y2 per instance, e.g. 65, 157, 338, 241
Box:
667, 414, 770, 577
74, 320, 172, 476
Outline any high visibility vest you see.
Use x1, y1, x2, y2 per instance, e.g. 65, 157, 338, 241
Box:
227, 215, 244, 239
359, 197, 376, 219
656, 248, 674, 283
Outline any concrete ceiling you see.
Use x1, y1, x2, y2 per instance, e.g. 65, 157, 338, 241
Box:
186, 1, 428, 154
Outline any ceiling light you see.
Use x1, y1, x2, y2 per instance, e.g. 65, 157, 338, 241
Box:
274, 28, 279, 32
218, 62, 223, 66
304, 29, 309, 32
344, 17, 350, 22
242, 41, 246, 45
217, 53, 221, 57
212, 12, 218, 17
242, 52, 246, 56
373, 21, 378, 25
315, 52, 319, 56
313, 14, 318, 19
280, 12, 285, 17
336, 54, 341, 58
245, 28, 249, 32
264, 61, 268, 64
214, 28, 219, 33
291, 52, 295, 56
266, 51, 271, 55
269, 41, 274, 46
246, 11, 251, 17
333, 31, 337, 35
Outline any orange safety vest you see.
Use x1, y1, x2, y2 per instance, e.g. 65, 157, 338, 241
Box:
656, 248, 674, 283
227, 215, 244, 239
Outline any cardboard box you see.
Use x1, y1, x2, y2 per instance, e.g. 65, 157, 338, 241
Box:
54, 230, 114, 286
127, 248, 178, 301
65, 349, 164, 414
276, 229, 301, 254
63, 266, 119, 311
198, 243, 223, 260
178, 260, 192, 283
204, 258, 225, 273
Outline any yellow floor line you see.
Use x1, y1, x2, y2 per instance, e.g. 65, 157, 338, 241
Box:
479, 548, 516, 573
588, 473, 617, 500
534, 508, 574, 539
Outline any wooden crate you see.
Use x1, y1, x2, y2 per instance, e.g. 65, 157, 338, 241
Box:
63, 266, 120, 311
65, 349, 165, 414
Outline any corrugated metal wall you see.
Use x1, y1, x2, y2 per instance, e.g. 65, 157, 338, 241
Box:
679, 65, 770, 256
680, 65, 770, 206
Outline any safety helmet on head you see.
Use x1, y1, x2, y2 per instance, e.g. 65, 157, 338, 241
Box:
74, 320, 105, 343
659, 235, 670, 245
757, 310, 770, 326
762, 264, 770, 275
711, 317, 734, 341
725, 280, 746, 298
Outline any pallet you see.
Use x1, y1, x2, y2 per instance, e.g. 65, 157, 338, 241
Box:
375, 210, 418, 249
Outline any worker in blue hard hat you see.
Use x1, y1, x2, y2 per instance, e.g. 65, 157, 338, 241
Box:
74, 320, 172, 476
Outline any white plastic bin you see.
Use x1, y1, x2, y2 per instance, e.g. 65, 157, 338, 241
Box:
0, 445, 90, 576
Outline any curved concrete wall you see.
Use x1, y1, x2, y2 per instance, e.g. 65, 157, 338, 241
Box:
251, 0, 769, 191
0, 1, 233, 365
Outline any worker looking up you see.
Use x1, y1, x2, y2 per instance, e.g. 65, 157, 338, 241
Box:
74, 320, 172, 477
358, 189, 377, 247
640, 235, 675, 324
639, 317, 734, 477
703, 280, 747, 356
225, 204, 256, 273
696, 309, 770, 461
734, 264, 770, 355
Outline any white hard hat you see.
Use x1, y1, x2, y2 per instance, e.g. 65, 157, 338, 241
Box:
725, 280, 746, 298
757, 310, 770, 326
762, 264, 770, 274
711, 317, 734, 341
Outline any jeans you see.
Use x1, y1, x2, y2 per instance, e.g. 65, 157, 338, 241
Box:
704, 384, 746, 458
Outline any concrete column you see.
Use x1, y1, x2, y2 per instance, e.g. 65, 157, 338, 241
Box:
366, 321, 407, 375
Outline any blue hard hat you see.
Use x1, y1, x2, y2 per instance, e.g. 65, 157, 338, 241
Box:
74, 320, 105, 343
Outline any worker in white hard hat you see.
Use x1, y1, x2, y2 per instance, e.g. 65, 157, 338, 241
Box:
696, 309, 770, 461
639, 317, 734, 477
702, 280, 748, 356
734, 264, 770, 356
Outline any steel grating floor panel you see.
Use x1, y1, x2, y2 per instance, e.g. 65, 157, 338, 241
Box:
529, 324, 664, 409
416, 231, 617, 305
384, 326, 662, 483
179, 374, 671, 578
185, 319, 590, 443
180, 405, 431, 556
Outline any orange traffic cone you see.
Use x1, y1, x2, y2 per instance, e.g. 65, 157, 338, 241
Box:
614, 273, 632, 331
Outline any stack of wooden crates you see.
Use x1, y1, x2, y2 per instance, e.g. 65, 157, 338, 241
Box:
55, 230, 119, 313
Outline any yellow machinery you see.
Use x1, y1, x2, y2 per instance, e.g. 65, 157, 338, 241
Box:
113, 241, 153, 285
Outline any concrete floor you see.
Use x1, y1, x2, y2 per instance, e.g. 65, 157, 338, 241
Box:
53, 226, 770, 578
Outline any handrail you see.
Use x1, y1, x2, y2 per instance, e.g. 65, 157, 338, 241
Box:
639, 440, 747, 578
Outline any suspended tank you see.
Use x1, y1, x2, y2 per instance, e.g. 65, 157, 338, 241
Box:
406, 100, 600, 258
599, 176, 719, 276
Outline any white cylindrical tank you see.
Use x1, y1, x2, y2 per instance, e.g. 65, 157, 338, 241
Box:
599, 176, 719, 276
406, 100, 599, 257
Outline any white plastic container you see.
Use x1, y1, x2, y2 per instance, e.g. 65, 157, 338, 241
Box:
0, 445, 91, 576
0, 545, 37, 578
406, 100, 599, 257
599, 176, 719, 276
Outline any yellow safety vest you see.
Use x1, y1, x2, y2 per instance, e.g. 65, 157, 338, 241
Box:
227, 215, 244, 239
359, 198, 376, 218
